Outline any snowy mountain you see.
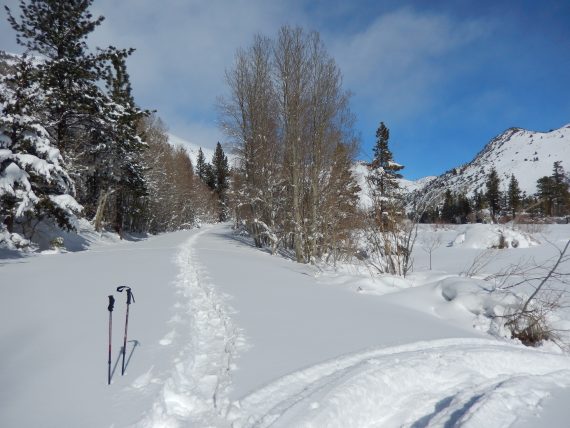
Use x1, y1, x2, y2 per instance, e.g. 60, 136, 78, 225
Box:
168, 133, 215, 166
168, 134, 236, 168
410, 124, 570, 200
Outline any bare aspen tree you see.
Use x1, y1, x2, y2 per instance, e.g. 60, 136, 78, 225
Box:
220, 26, 359, 263
304, 32, 353, 261
274, 26, 309, 262
220, 35, 282, 248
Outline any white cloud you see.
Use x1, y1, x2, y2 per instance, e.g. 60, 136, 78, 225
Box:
329, 8, 486, 122
1, 1, 486, 149
88, 0, 307, 146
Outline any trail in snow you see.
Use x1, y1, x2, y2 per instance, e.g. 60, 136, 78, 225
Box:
136, 228, 240, 427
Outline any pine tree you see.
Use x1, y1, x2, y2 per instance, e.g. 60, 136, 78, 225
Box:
211, 143, 230, 195
92, 50, 148, 233
552, 161, 570, 215
456, 193, 472, 223
367, 122, 404, 220
6, 0, 143, 232
441, 190, 455, 223
537, 176, 556, 216
196, 148, 208, 182
473, 189, 484, 221
204, 164, 216, 191
507, 174, 522, 219
369, 122, 404, 198
485, 167, 501, 221
5, 0, 108, 153
0, 56, 80, 236
210, 142, 230, 221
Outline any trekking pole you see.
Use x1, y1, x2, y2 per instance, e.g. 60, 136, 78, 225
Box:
116, 286, 135, 376
107, 295, 115, 385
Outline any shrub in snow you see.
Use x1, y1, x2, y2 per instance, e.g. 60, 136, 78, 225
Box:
49, 236, 65, 250
0, 56, 81, 239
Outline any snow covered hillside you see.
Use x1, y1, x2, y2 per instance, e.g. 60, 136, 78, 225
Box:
168, 133, 215, 167
410, 124, 570, 199
2, 223, 570, 427
168, 134, 236, 168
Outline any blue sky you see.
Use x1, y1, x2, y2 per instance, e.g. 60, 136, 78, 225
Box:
2, 0, 569, 179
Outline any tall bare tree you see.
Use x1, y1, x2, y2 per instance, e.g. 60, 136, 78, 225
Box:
220, 35, 282, 248
219, 26, 359, 263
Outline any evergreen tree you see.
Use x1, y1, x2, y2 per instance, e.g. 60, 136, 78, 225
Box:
196, 148, 208, 182
210, 142, 230, 221
211, 143, 230, 195
369, 122, 404, 196
507, 174, 522, 218
5, 0, 108, 153
91, 50, 148, 233
473, 189, 484, 221
6, 0, 143, 232
552, 161, 570, 215
0, 56, 80, 235
204, 164, 216, 191
368, 122, 404, 216
552, 161, 565, 185
537, 176, 556, 216
441, 190, 455, 223
485, 167, 501, 221
456, 193, 472, 223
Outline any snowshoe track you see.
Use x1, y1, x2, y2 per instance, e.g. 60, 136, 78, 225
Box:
137, 229, 239, 427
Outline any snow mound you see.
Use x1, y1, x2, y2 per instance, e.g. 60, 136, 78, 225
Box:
451, 224, 538, 249
230, 338, 570, 428
438, 277, 518, 320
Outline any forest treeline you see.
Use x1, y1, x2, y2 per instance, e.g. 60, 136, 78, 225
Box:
0, 0, 222, 247
421, 161, 570, 225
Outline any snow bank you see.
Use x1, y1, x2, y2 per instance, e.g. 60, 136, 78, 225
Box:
451, 224, 538, 249
231, 338, 570, 428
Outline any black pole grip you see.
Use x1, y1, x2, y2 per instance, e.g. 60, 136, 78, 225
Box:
107, 295, 115, 312
126, 288, 135, 305
117, 286, 135, 304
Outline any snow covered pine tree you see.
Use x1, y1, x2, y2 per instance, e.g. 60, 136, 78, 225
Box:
0, 55, 81, 242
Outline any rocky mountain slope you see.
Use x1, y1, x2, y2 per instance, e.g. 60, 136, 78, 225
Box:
408, 123, 570, 201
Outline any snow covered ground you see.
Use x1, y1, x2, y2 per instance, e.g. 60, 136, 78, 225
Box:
1, 223, 570, 427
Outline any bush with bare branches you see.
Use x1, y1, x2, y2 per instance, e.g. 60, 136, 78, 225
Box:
495, 239, 570, 346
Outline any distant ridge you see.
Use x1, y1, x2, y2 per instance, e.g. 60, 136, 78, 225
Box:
406, 123, 570, 200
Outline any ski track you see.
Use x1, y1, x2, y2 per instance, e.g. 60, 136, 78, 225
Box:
135, 229, 239, 428
228, 338, 570, 428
